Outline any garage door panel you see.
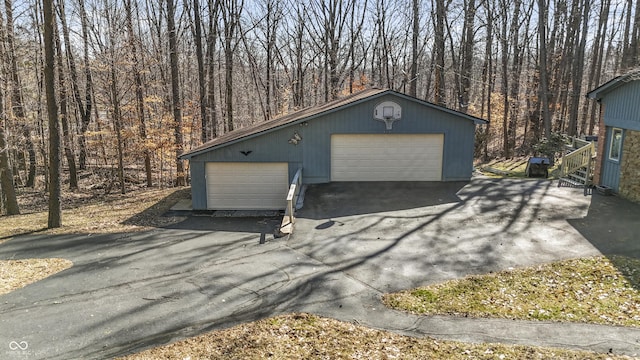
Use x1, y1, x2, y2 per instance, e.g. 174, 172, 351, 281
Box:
206, 162, 288, 210
331, 134, 443, 181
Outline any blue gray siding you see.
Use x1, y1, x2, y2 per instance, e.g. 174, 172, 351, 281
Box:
189, 93, 478, 209
600, 127, 623, 192
603, 81, 640, 131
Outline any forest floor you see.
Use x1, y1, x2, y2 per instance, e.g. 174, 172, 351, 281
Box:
1, 171, 638, 359
0, 183, 189, 240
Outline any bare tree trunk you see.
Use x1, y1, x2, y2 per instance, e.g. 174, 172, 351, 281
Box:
103, 2, 126, 194
31, 0, 48, 190
291, 2, 306, 108
264, 0, 278, 119
621, 0, 634, 70
125, 0, 152, 187
221, 0, 243, 132
499, 0, 510, 157
373, 0, 389, 89
459, 0, 476, 113
480, 0, 494, 161
206, 0, 220, 138
54, 9, 78, 190
631, 0, 640, 68
433, 0, 446, 106
0, 124, 20, 215
192, 0, 209, 141
43, 0, 61, 228
5, 0, 36, 188
586, 0, 609, 135
506, 0, 525, 155
567, 0, 590, 137
109, 67, 125, 194
58, 0, 91, 175
538, 0, 552, 139
167, 0, 185, 186
76, 0, 93, 171
409, 0, 419, 97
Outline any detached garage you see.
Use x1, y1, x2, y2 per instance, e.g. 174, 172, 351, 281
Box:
180, 88, 487, 210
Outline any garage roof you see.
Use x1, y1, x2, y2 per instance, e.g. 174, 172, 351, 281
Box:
180, 88, 488, 159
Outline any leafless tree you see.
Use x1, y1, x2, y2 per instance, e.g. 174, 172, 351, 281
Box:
43, 0, 61, 228
167, 0, 186, 186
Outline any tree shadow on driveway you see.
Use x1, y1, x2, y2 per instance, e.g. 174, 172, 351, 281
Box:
567, 193, 640, 259
0, 178, 612, 360
299, 181, 468, 219
567, 192, 640, 293
164, 214, 282, 235
290, 178, 598, 294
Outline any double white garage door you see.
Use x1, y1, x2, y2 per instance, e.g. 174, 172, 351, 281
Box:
331, 134, 443, 181
205, 134, 443, 210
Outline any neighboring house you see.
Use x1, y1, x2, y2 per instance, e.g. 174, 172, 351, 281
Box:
588, 72, 640, 203
180, 88, 488, 210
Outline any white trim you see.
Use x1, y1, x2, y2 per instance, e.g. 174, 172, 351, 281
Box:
608, 127, 623, 162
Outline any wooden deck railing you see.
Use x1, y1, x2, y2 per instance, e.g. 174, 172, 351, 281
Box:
281, 168, 303, 234
571, 137, 591, 150
559, 142, 594, 178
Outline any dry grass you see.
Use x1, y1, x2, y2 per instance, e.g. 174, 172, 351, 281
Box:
477, 157, 560, 178
0, 258, 73, 295
118, 313, 632, 360
384, 256, 640, 327
0, 187, 189, 241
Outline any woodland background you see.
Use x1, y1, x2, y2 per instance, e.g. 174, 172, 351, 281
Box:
0, 0, 639, 220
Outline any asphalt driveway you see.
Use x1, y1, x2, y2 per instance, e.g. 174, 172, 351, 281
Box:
290, 180, 605, 293
1, 178, 639, 359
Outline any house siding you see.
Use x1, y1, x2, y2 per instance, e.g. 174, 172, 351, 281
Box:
602, 81, 640, 131
188, 92, 479, 209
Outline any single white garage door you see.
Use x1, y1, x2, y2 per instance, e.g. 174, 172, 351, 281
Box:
331, 134, 443, 181
205, 162, 289, 210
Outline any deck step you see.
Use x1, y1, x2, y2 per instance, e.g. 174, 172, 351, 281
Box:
568, 173, 587, 182
559, 177, 585, 187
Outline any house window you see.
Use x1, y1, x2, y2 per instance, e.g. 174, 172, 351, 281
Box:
609, 128, 623, 161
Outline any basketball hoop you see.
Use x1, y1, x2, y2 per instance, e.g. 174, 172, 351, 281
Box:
381, 116, 397, 130
374, 101, 402, 130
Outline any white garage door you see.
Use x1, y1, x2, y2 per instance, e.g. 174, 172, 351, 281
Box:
205, 162, 289, 210
331, 134, 443, 181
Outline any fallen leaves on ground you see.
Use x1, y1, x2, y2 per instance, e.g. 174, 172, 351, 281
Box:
0, 258, 73, 295
0, 187, 189, 241
118, 313, 632, 360
384, 256, 640, 327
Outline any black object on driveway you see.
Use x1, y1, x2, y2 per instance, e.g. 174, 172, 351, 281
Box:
525, 157, 550, 178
